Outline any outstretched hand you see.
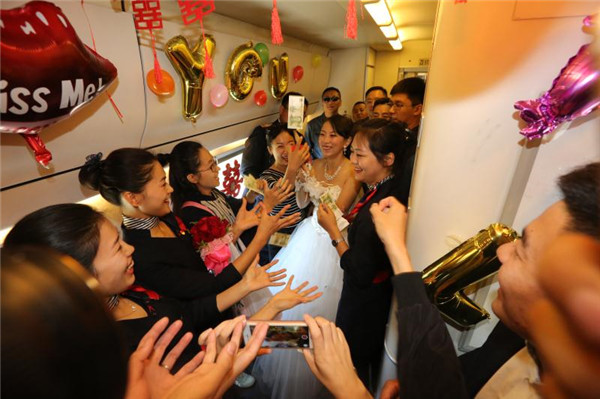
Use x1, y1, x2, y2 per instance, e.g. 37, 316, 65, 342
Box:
302, 315, 372, 399
242, 256, 287, 292
232, 197, 261, 239
268, 275, 323, 313
256, 204, 301, 238
125, 318, 205, 399
262, 178, 294, 212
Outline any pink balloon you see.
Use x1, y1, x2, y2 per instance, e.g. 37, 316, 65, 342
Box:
292, 65, 304, 83
254, 90, 267, 106
514, 44, 599, 140
209, 84, 229, 108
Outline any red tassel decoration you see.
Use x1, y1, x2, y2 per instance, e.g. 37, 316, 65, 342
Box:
150, 30, 163, 84
345, 0, 357, 39
271, 0, 283, 44
200, 19, 215, 78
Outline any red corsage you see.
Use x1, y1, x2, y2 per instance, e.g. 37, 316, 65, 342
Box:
189, 216, 233, 275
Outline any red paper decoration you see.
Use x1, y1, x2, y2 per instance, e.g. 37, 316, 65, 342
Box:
132, 0, 163, 30
177, 0, 216, 78
177, 0, 215, 25
132, 0, 169, 91
222, 159, 243, 197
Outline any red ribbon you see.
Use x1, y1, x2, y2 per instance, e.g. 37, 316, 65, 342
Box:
129, 284, 161, 300
80, 0, 124, 122
345, 188, 378, 224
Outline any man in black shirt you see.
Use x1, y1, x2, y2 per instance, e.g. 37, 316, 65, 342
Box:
389, 78, 426, 201
305, 87, 342, 159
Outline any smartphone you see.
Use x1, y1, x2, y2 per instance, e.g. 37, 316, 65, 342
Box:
243, 321, 312, 349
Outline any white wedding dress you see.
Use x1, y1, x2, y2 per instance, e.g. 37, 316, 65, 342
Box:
252, 173, 344, 399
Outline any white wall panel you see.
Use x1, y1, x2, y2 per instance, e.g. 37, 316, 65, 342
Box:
378, 0, 599, 393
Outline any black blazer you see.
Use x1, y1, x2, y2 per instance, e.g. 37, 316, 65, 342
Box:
336, 177, 406, 360
123, 213, 241, 301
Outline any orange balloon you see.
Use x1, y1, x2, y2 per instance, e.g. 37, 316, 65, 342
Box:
146, 69, 175, 97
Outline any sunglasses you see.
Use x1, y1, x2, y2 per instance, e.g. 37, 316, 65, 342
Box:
323, 96, 340, 102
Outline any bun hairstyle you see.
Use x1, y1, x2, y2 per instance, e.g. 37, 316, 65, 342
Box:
325, 114, 353, 139
79, 148, 157, 206
1, 247, 127, 399
266, 125, 296, 147
354, 119, 412, 176
168, 141, 204, 213
4, 203, 105, 272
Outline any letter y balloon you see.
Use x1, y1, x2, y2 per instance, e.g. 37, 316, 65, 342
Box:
0, 1, 118, 167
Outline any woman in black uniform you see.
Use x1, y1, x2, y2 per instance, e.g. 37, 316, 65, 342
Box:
317, 119, 413, 391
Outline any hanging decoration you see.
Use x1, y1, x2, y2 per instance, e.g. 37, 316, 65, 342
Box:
254, 90, 268, 106
345, 0, 357, 40
514, 43, 600, 140
422, 224, 518, 328
222, 159, 244, 197
80, 1, 123, 122
0, 1, 118, 167
209, 84, 229, 108
254, 42, 270, 66
269, 53, 289, 100
271, 0, 283, 45
311, 54, 322, 68
225, 42, 263, 101
165, 34, 216, 122
132, 0, 174, 97
177, 0, 216, 78
292, 65, 304, 83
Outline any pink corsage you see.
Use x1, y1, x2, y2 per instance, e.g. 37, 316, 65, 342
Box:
199, 233, 233, 275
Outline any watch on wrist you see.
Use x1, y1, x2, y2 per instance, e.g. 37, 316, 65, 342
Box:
331, 238, 344, 247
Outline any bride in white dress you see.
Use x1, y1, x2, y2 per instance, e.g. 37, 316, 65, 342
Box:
253, 115, 361, 399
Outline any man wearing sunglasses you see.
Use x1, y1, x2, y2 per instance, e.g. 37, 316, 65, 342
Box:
305, 87, 343, 159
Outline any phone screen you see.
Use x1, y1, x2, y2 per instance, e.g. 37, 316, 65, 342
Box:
250, 324, 310, 348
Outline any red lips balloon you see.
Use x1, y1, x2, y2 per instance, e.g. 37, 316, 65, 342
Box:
0, 1, 118, 167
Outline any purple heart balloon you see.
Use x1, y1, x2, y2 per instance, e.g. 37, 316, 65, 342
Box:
514, 43, 600, 140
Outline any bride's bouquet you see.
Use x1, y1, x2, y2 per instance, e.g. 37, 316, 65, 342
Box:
189, 216, 233, 276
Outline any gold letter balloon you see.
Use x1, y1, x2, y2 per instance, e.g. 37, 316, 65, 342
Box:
225, 42, 263, 101
421, 223, 518, 328
269, 53, 289, 100
165, 34, 216, 122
